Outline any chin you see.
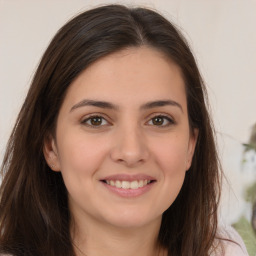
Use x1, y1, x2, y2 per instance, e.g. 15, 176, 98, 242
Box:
102, 209, 162, 229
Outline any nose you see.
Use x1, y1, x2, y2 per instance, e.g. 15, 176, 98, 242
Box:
110, 126, 150, 167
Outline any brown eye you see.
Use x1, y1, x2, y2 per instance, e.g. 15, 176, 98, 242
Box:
82, 116, 108, 127
148, 115, 174, 127
90, 117, 103, 126
152, 117, 164, 126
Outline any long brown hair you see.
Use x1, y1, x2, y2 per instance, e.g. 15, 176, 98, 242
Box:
0, 4, 221, 256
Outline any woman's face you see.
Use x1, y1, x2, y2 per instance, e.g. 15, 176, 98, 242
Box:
44, 46, 197, 229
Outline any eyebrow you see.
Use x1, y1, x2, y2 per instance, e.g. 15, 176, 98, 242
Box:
70, 99, 183, 112
140, 100, 183, 112
70, 99, 119, 112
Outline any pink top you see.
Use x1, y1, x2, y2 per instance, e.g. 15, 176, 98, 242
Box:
212, 226, 249, 256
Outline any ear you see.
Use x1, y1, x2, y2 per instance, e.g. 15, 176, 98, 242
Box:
186, 128, 199, 171
43, 134, 61, 172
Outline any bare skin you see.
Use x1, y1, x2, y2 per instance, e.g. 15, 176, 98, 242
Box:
72, 215, 166, 256
44, 46, 197, 256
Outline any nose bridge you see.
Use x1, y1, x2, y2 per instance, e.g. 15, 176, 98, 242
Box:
110, 120, 149, 166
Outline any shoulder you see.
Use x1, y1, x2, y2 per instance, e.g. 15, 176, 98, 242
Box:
213, 226, 249, 256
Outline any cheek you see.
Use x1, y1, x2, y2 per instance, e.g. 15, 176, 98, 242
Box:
153, 135, 189, 173
56, 133, 110, 208
57, 132, 108, 177
151, 136, 189, 207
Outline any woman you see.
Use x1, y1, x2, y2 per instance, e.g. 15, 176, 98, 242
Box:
0, 4, 248, 256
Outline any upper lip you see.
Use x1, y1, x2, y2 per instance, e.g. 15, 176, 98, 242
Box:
100, 174, 156, 182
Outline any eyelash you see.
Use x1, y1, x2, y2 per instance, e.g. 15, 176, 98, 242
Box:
81, 114, 175, 128
147, 115, 175, 127
81, 114, 110, 128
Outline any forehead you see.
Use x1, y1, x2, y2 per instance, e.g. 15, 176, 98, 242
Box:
62, 46, 187, 111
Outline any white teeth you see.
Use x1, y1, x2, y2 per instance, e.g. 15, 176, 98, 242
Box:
116, 180, 122, 188
122, 181, 130, 189
130, 181, 139, 189
105, 180, 152, 189
138, 180, 144, 188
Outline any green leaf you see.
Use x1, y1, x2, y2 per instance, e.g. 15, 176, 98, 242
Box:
233, 216, 256, 256
245, 182, 256, 203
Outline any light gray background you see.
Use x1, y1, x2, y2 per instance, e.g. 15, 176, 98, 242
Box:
0, 0, 256, 225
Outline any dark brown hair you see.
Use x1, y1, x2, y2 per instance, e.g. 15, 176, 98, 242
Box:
0, 4, 221, 256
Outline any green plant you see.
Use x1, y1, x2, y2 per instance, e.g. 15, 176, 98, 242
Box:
232, 123, 256, 255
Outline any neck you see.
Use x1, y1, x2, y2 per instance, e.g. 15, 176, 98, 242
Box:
71, 214, 166, 256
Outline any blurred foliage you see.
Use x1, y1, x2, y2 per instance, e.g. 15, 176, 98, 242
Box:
233, 216, 256, 256
243, 143, 256, 152
233, 123, 256, 255
245, 182, 256, 204
244, 123, 256, 152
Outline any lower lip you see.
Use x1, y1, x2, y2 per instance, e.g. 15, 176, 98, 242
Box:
101, 181, 155, 198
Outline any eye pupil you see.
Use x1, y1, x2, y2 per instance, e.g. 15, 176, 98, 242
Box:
91, 117, 102, 126
152, 117, 164, 125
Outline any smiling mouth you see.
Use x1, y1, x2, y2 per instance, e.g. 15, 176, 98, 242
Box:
101, 180, 155, 189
